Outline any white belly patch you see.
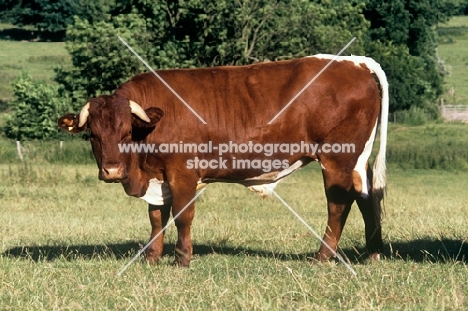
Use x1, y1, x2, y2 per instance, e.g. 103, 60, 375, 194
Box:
247, 159, 304, 197
139, 178, 172, 205
248, 181, 280, 197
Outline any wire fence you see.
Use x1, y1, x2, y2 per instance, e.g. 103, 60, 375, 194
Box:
440, 104, 468, 122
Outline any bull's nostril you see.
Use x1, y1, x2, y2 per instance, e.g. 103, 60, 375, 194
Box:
101, 166, 125, 181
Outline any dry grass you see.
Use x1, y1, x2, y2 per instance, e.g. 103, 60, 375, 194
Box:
1, 163, 467, 310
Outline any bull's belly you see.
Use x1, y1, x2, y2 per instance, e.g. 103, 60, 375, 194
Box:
200, 158, 309, 197
137, 120, 377, 205
138, 159, 308, 205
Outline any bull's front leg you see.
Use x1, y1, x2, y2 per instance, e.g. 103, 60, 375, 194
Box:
146, 203, 171, 264
173, 199, 195, 267
167, 175, 198, 267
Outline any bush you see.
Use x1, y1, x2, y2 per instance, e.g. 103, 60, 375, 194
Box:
3, 73, 72, 140
55, 14, 152, 102
363, 0, 462, 118
365, 41, 441, 117
393, 107, 429, 126
57, 0, 369, 100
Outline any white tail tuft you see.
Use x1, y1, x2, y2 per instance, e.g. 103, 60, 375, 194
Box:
367, 59, 388, 195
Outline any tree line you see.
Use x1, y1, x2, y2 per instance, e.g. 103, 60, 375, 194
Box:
1, 0, 463, 140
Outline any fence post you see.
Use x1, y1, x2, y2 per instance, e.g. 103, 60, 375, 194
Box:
16, 141, 23, 161
440, 98, 445, 119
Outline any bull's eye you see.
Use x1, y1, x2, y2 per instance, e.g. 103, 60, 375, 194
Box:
119, 130, 132, 143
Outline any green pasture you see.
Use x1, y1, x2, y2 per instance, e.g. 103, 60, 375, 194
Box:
0, 40, 69, 102
438, 15, 468, 104
0, 23, 70, 103
0, 121, 468, 309
1, 160, 467, 310
386, 122, 468, 170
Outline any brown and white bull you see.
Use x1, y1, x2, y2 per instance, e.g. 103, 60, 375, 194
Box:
58, 55, 388, 267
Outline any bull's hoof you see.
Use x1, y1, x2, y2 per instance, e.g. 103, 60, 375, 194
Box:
173, 247, 191, 267
145, 253, 161, 265
313, 252, 334, 263
368, 252, 381, 261
172, 258, 190, 268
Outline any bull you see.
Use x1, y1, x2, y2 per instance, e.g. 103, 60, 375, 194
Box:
58, 55, 388, 267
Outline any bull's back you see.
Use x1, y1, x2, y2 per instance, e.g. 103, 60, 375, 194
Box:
119, 57, 380, 144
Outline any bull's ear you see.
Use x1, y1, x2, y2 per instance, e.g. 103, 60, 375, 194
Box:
58, 113, 85, 133
132, 107, 164, 128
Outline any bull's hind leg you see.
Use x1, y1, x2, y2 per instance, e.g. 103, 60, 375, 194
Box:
355, 165, 383, 260
146, 203, 171, 264
316, 169, 355, 261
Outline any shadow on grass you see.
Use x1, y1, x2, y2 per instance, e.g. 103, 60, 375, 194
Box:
2, 238, 467, 264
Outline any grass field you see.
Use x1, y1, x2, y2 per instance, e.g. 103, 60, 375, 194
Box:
1, 161, 467, 310
0, 40, 69, 102
386, 122, 468, 169
0, 122, 467, 310
0, 15, 467, 310
0, 24, 70, 103
438, 15, 468, 104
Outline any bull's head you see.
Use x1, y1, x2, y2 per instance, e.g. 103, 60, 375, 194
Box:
58, 95, 163, 182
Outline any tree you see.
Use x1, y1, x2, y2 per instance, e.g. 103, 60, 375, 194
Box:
55, 13, 153, 104
364, 0, 461, 115
365, 41, 439, 114
56, 0, 369, 100
0, 0, 111, 39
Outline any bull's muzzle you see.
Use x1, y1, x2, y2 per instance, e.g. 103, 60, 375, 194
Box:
100, 165, 126, 182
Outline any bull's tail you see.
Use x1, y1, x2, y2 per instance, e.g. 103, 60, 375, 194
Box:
365, 58, 389, 218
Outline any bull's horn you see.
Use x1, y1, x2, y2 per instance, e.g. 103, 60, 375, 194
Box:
129, 100, 150, 122
78, 102, 90, 127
